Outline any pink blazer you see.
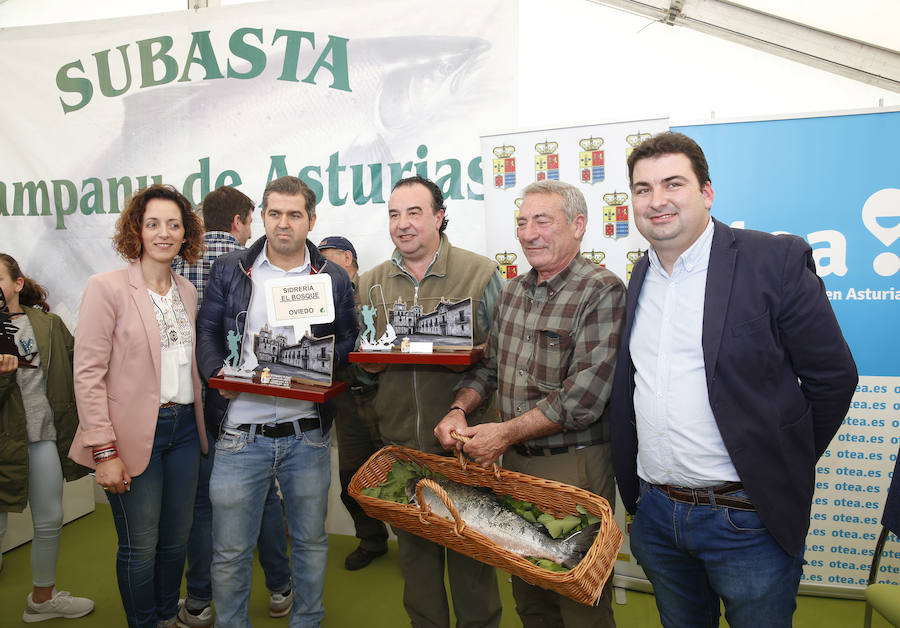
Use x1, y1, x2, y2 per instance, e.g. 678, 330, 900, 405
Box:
69, 261, 208, 476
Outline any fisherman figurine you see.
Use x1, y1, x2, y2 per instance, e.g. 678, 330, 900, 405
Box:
225, 329, 240, 367
360, 304, 377, 345
359, 284, 397, 351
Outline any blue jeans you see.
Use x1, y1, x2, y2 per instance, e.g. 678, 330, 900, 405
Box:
107, 405, 200, 628
184, 431, 290, 605
630, 480, 804, 628
210, 424, 331, 628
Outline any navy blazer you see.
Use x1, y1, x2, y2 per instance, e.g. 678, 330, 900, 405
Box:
610, 218, 857, 556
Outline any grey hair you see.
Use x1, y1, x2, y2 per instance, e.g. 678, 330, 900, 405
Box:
521, 180, 587, 226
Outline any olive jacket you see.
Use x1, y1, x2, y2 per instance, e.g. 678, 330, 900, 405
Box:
0, 307, 88, 512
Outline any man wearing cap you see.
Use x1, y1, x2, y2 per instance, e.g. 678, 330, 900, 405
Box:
318, 236, 389, 570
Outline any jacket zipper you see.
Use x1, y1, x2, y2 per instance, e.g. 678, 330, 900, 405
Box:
411, 284, 421, 449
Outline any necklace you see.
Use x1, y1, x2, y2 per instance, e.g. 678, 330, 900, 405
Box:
150, 289, 180, 345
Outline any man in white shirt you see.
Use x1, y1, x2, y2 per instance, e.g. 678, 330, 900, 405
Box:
610, 132, 857, 628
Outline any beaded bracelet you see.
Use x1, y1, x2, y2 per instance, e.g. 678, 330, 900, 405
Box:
92, 446, 118, 463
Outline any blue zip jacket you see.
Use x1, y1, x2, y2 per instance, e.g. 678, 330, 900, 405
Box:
196, 235, 358, 437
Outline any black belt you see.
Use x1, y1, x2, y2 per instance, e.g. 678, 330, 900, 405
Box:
513, 443, 577, 457
233, 418, 319, 438
653, 481, 755, 511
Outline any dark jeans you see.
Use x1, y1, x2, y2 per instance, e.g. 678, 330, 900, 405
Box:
108, 404, 200, 628
334, 387, 388, 551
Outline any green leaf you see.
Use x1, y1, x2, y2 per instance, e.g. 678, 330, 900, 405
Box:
526, 557, 569, 572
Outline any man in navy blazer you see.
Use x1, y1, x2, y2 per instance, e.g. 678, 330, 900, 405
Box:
610, 132, 857, 628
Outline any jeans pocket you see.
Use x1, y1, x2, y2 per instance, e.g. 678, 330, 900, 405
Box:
215, 429, 248, 454
724, 506, 767, 534
302, 427, 330, 448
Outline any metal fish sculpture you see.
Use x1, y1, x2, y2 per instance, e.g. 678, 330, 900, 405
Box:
407, 476, 600, 569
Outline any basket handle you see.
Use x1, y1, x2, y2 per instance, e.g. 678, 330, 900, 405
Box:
414, 478, 468, 536
449, 431, 502, 479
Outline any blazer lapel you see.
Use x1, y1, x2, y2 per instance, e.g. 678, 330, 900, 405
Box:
128, 261, 162, 377
702, 219, 737, 386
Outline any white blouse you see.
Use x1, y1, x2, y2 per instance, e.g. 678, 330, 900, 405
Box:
148, 284, 194, 405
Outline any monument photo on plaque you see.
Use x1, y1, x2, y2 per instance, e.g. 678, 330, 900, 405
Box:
220, 273, 338, 388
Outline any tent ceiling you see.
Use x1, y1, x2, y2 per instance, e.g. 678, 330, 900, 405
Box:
587, 0, 900, 92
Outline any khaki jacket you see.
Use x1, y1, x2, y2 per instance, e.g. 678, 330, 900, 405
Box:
358, 236, 499, 453
0, 307, 88, 512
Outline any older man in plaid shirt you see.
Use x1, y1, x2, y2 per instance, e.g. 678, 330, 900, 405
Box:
436, 179, 625, 628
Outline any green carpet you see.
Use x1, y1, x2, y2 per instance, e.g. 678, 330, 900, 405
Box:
0, 505, 892, 626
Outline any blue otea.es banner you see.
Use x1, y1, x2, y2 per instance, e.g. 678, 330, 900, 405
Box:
676, 110, 900, 378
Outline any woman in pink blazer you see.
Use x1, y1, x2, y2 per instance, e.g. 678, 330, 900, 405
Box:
69, 184, 208, 628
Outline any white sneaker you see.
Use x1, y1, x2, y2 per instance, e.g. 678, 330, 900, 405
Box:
268, 588, 293, 618
176, 599, 213, 627
23, 589, 94, 623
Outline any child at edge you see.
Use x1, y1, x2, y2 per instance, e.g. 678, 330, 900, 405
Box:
0, 253, 95, 623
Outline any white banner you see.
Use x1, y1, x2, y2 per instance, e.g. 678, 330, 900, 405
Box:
0, 0, 518, 325
480, 118, 667, 281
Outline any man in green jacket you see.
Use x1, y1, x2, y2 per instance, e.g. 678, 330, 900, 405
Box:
357, 176, 504, 628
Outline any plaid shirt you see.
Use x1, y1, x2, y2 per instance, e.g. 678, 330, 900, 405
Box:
171, 231, 242, 310
459, 254, 625, 449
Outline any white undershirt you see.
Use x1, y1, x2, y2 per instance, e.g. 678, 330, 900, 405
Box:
631, 219, 738, 487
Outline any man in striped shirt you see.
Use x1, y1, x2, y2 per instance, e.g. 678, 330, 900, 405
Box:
436, 179, 625, 628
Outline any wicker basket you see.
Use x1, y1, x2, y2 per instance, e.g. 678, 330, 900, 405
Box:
348, 445, 623, 605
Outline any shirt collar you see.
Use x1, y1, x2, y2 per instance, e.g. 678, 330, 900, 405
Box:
524, 253, 582, 296
203, 231, 240, 246
391, 236, 445, 277
256, 242, 310, 274
647, 217, 714, 276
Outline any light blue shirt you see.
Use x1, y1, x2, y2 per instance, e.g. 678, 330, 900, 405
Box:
630, 219, 739, 488
225, 244, 318, 427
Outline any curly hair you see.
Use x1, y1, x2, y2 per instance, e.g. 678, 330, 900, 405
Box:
113, 184, 204, 264
0, 253, 50, 312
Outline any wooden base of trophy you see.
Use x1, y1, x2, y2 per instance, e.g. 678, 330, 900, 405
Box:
349, 347, 483, 366
209, 375, 347, 403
